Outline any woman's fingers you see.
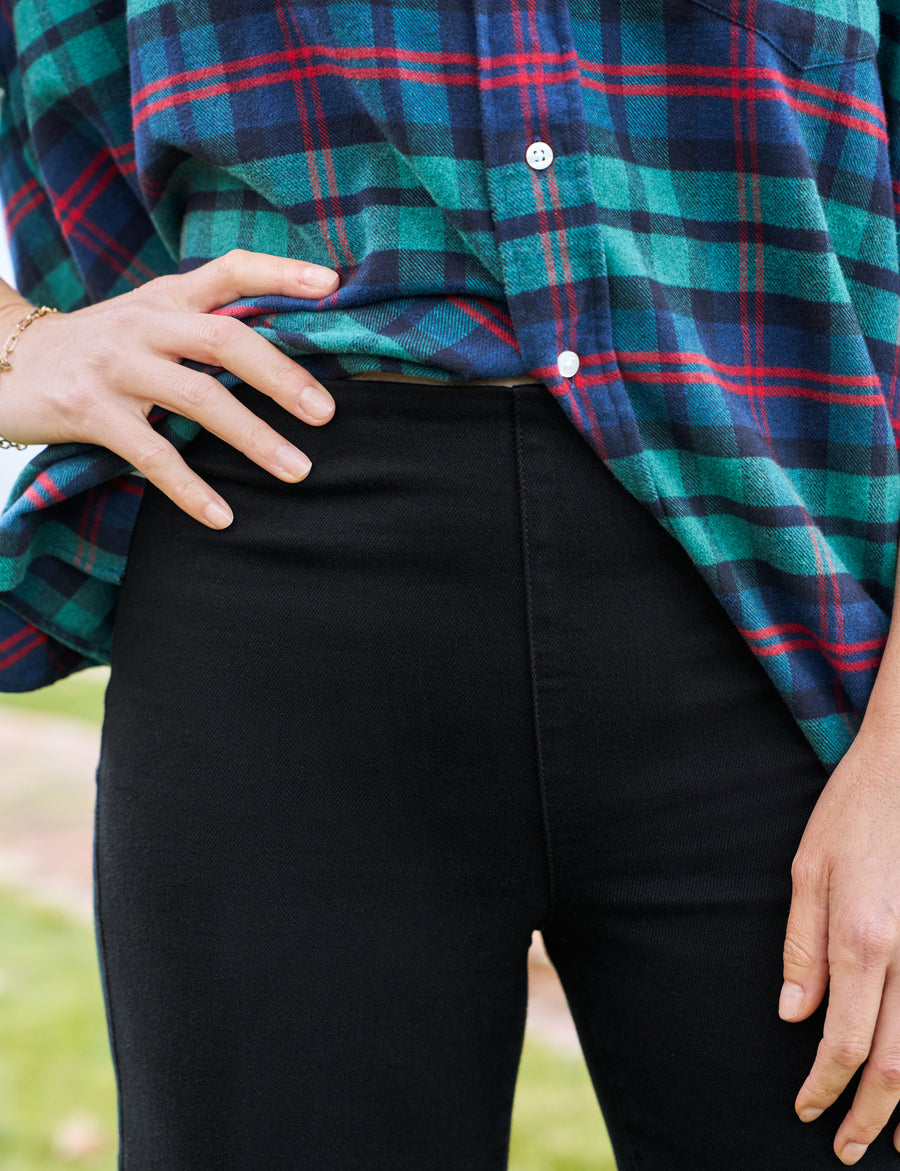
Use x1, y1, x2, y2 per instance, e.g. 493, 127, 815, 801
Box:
140, 360, 314, 484
163, 308, 335, 425
0, 247, 344, 528
793, 935, 887, 1122
101, 408, 237, 529
158, 248, 339, 315
780, 855, 830, 1025
775, 745, 900, 1161
780, 859, 895, 1154
833, 966, 900, 1164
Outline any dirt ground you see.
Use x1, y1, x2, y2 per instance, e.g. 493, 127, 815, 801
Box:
0, 706, 581, 1054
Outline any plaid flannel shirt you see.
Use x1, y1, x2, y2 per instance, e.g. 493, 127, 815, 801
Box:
0, 0, 899, 772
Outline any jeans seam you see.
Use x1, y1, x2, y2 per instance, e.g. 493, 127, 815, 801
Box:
510, 388, 557, 919
93, 761, 127, 1169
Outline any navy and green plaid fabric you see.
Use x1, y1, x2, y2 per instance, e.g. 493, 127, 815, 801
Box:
1, 0, 899, 771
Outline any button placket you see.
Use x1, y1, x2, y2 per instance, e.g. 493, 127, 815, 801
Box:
473, 0, 611, 408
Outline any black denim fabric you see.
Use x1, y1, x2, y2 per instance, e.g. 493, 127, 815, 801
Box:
93, 377, 882, 1169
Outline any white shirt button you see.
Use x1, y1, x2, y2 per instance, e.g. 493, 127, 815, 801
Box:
525, 141, 554, 170
557, 350, 579, 378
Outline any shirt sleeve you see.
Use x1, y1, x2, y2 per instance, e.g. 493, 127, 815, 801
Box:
0, 1, 90, 310
0, 0, 179, 308
0, 0, 200, 692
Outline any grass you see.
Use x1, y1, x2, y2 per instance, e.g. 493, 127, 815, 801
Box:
0, 666, 110, 724
0, 671, 617, 1169
510, 1043, 616, 1170
0, 890, 118, 1171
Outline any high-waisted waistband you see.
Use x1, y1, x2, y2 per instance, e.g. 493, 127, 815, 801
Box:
343, 370, 546, 386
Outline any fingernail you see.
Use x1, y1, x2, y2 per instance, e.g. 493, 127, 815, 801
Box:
779, 981, 804, 1019
277, 445, 312, 478
839, 1142, 868, 1164
302, 265, 337, 291
798, 1106, 822, 1122
298, 384, 334, 418
205, 501, 233, 528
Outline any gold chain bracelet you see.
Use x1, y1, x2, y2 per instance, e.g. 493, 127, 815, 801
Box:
0, 304, 59, 449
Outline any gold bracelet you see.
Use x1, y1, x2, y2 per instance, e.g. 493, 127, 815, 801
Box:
0, 304, 59, 450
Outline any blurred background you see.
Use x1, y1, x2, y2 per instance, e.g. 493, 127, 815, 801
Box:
0, 222, 616, 1169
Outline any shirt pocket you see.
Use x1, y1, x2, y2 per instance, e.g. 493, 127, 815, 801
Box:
682, 0, 878, 71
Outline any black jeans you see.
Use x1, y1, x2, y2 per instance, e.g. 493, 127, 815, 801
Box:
94, 377, 882, 1169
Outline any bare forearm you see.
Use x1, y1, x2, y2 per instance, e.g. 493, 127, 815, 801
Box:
0, 278, 34, 334
0, 275, 29, 307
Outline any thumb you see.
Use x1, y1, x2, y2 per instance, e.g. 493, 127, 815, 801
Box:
780, 860, 830, 1021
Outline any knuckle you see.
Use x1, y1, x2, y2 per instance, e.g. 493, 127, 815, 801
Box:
843, 916, 898, 965
212, 248, 245, 277
171, 372, 216, 411
870, 1057, 900, 1093
275, 255, 296, 282
194, 313, 238, 351
783, 934, 818, 970
131, 436, 174, 475
840, 1116, 880, 1147
269, 361, 303, 400
244, 415, 276, 453
825, 1036, 871, 1071
174, 473, 209, 510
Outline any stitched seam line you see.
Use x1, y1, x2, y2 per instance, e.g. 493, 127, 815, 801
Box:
510, 388, 557, 918
93, 761, 127, 1170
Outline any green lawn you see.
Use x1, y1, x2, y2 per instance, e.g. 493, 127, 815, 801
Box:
510, 1042, 616, 1170
0, 890, 118, 1170
0, 671, 616, 1169
0, 666, 110, 724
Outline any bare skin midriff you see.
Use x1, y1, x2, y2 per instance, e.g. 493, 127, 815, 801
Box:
344, 370, 544, 386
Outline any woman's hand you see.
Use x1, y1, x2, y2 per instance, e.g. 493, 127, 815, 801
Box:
781, 725, 900, 1164
0, 248, 340, 529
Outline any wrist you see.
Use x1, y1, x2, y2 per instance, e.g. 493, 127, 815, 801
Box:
0, 303, 60, 374
0, 299, 36, 346
853, 702, 900, 762
0, 300, 46, 450
0, 298, 35, 323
